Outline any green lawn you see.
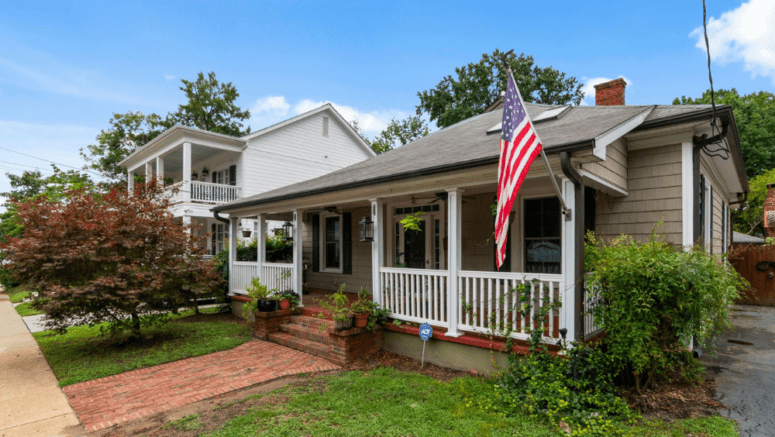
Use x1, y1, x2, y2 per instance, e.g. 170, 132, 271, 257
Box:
33, 309, 251, 387
14, 301, 43, 317
7, 287, 31, 303
198, 368, 738, 437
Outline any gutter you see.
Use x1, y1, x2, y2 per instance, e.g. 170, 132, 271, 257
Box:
212, 140, 595, 213
213, 211, 230, 224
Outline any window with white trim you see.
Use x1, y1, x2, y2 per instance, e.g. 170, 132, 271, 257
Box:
722, 201, 729, 254
214, 223, 228, 254
523, 196, 561, 274
321, 214, 342, 271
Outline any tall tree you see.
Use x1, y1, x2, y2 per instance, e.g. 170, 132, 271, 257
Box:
416, 49, 584, 128
731, 167, 775, 236
673, 89, 775, 179
168, 71, 251, 137
371, 116, 430, 153
81, 111, 165, 182
82, 71, 251, 182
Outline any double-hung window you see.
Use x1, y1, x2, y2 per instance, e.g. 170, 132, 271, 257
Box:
523, 197, 561, 274
322, 215, 342, 271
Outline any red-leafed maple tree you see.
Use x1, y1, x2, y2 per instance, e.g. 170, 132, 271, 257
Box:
0, 180, 222, 338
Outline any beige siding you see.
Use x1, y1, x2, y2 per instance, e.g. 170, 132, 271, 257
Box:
461, 193, 497, 271
701, 161, 727, 255
303, 206, 373, 293
594, 144, 683, 244
580, 138, 628, 192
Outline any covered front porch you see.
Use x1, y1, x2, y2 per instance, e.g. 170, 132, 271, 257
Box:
226, 171, 585, 345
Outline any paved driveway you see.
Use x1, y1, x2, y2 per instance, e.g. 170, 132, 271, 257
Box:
701, 305, 775, 437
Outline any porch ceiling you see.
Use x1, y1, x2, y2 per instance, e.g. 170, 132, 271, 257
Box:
161, 145, 240, 174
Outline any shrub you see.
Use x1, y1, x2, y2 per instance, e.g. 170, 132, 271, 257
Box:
585, 230, 745, 392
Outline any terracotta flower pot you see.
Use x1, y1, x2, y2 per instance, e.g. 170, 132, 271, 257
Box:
279, 299, 291, 310
353, 312, 369, 328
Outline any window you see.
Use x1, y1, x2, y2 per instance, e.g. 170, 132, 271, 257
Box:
213, 168, 230, 185
699, 175, 711, 249
722, 201, 729, 254
323, 117, 329, 137
322, 215, 342, 270
523, 197, 561, 274
213, 223, 228, 255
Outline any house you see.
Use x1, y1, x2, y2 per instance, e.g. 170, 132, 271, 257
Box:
118, 104, 376, 257
211, 79, 748, 371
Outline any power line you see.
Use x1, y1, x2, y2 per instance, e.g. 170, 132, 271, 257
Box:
0, 146, 102, 177
0, 160, 56, 174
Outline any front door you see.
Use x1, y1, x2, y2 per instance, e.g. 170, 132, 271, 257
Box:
403, 221, 426, 268
392, 207, 444, 270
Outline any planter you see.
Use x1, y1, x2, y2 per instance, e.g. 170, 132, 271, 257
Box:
334, 317, 353, 331
278, 299, 291, 310
257, 299, 276, 312
242, 230, 252, 238
353, 312, 369, 328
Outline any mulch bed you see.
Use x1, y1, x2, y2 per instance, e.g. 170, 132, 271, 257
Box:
620, 379, 723, 420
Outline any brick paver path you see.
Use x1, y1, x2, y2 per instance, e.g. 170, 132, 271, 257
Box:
62, 340, 340, 431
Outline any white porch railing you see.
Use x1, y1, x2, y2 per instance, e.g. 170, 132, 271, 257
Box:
458, 271, 562, 341
379, 267, 564, 342
232, 262, 258, 294
262, 263, 294, 292
584, 284, 604, 338
380, 267, 449, 327
165, 181, 241, 204
190, 181, 240, 203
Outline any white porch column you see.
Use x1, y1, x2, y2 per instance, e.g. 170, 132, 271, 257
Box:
229, 216, 238, 295
445, 188, 463, 337
561, 178, 577, 342
156, 156, 165, 184
182, 215, 192, 236
292, 210, 304, 307
681, 141, 694, 249
183, 142, 192, 202
256, 214, 266, 281
145, 162, 153, 183
370, 198, 384, 305
127, 169, 134, 193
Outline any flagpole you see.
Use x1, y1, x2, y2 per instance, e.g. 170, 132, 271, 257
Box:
503, 62, 572, 220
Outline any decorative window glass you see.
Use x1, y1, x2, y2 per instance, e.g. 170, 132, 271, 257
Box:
523, 197, 561, 274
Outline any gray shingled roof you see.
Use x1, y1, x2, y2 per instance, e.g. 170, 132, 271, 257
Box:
213, 103, 717, 212
733, 231, 765, 244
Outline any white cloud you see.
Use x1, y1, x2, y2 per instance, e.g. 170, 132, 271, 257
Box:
691, 0, 775, 81
249, 96, 407, 136
164, 74, 175, 81
580, 76, 632, 105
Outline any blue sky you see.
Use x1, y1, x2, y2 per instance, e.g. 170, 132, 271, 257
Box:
1, 0, 773, 203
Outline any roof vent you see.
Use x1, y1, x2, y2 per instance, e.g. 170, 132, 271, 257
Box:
323, 117, 329, 137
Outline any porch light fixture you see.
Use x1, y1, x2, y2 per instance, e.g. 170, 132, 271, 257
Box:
201, 167, 209, 178
282, 220, 294, 242
359, 214, 374, 242
191, 171, 198, 180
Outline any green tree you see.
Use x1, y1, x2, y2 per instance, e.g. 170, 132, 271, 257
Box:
731, 167, 775, 236
416, 49, 584, 129
82, 71, 251, 182
673, 89, 775, 179
371, 116, 430, 153
81, 111, 165, 181
168, 71, 251, 137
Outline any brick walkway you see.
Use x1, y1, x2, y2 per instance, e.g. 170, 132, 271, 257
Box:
62, 340, 340, 432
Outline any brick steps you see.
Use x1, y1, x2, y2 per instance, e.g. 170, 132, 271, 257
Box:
290, 314, 331, 330
278, 322, 332, 345
267, 332, 330, 359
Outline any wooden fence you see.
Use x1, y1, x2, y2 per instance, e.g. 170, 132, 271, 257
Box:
729, 244, 775, 305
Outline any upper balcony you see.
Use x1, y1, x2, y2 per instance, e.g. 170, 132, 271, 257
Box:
168, 180, 241, 204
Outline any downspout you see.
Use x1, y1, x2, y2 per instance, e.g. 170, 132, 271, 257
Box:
560, 152, 585, 342
727, 192, 748, 246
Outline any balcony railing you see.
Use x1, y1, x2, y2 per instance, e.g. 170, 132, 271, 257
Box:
167, 181, 241, 204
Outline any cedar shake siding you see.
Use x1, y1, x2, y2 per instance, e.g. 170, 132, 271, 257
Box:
580, 138, 628, 193
594, 144, 683, 245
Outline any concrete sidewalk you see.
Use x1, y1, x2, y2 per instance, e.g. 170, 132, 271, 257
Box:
0, 293, 84, 437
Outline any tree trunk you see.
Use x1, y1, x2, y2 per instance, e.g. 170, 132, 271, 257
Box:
130, 311, 141, 338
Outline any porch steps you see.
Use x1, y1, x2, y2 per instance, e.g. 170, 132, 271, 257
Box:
267, 313, 333, 360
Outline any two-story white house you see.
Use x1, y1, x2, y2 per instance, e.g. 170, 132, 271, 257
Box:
118, 104, 376, 255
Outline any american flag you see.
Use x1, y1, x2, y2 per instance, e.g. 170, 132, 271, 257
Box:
495, 72, 543, 269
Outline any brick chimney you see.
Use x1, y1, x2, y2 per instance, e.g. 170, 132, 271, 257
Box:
594, 78, 627, 105
764, 184, 775, 237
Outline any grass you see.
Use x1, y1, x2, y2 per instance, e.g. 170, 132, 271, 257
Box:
162, 413, 205, 431
33, 309, 251, 387
196, 368, 737, 437
14, 301, 43, 317
7, 286, 31, 303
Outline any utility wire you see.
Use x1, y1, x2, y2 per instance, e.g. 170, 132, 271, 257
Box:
700, 0, 730, 160
0, 145, 102, 177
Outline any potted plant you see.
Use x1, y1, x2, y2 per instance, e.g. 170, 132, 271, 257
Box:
242, 277, 275, 317
277, 290, 299, 311
319, 283, 352, 331
350, 288, 373, 328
